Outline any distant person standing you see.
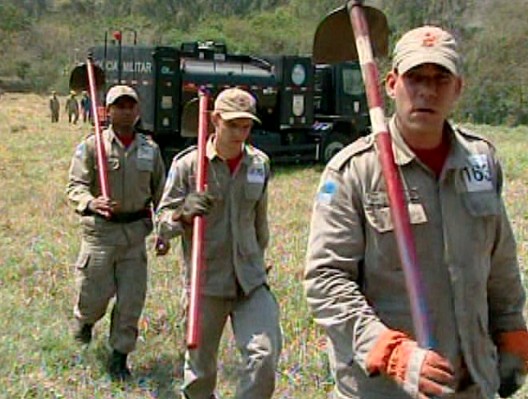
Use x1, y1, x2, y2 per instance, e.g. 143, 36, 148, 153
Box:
66, 85, 166, 381
65, 91, 80, 124
80, 90, 92, 123
49, 90, 60, 123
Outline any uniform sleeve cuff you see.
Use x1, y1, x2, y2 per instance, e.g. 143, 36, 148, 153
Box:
76, 196, 94, 215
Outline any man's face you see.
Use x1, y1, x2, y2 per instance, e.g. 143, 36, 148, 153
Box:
213, 114, 253, 153
385, 63, 462, 136
108, 96, 139, 130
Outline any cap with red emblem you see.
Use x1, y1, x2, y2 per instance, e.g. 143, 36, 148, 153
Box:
392, 26, 461, 76
214, 87, 261, 124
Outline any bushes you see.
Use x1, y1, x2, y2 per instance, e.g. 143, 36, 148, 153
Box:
0, 0, 526, 125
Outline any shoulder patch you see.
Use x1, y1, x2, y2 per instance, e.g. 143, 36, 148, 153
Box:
171, 145, 197, 165
74, 142, 86, 158
81, 135, 96, 153
246, 144, 270, 164
327, 134, 375, 171
137, 133, 156, 146
316, 178, 339, 205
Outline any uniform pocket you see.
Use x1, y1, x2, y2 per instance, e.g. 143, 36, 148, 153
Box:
245, 183, 264, 201
136, 158, 154, 172
461, 191, 500, 217
364, 191, 428, 271
461, 191, 499, 252
137, 144, 155, 172
95, 156, 120, 171
365, 202, 428, 233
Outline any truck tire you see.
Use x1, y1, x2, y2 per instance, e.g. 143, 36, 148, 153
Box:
321, 132, 349, 163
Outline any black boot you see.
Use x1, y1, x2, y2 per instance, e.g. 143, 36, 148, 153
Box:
73, 323, 93, 345
108, 350, 131, 381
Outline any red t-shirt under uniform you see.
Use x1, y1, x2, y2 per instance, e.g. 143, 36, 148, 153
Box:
409, 135, 450, 178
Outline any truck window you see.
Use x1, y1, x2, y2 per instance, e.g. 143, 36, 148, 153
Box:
342, 67, 364, 96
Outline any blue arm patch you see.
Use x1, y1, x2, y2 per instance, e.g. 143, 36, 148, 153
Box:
317, 180, 338, 204
75, 143, 85, 158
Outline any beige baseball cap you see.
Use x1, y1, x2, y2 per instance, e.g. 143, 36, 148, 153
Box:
214, 87, 261, 123
392, 26, 461, 76
106, 85, 139, 105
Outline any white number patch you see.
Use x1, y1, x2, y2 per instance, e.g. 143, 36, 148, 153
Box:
462, 154, 493, 192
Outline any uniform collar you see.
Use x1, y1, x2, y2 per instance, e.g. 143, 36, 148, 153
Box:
106, 126, 140, 149
443, 128, 477, 172
387, 116, 414, 166
205, 134, 252, 165
388, 116, 460, 167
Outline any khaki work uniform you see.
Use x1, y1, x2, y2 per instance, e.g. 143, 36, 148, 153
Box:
67, 128, 166, 354
65, 95, 79, 124
80, 94, 91, 123
157, 137, 282, 399
304, 117, 526, 399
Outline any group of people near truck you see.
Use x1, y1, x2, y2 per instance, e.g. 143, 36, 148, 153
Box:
49, 90, 91, 124
66, 26, 528, 399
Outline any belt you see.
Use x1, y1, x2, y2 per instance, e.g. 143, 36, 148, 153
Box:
105, 209, 152, 223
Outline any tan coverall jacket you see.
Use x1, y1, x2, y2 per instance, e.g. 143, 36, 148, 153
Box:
304, 117, 526, 399
156, 137, 270, 297
67, 128, 166, 244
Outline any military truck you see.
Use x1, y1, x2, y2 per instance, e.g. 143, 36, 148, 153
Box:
84, 39, 369, 165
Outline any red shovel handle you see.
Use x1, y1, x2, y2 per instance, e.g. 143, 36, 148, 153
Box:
186, 89, 210, 349
348, 2, 433, 349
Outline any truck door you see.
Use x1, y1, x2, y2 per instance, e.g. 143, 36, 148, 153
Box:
153, 47, 181, 139
277, 56, 314, 130
334, 62, 369, 131
314, 65, 334, 115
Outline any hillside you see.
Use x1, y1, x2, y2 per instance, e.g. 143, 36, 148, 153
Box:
0, 0, 527, 125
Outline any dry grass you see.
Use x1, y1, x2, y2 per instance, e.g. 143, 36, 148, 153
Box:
0, 93, 527, 398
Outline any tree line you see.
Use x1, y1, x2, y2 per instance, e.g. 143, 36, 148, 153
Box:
0, 0, 526, 125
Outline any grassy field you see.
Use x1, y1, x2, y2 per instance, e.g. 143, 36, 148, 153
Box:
0, 93, 527, 398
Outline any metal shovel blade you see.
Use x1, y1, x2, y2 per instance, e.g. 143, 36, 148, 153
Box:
69, 63, 106, 92
181, 97, 214, 138
313, 2, 389, 64
181, 98, 199, 138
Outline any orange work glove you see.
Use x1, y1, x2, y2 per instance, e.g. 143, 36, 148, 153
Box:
366, 329, 455, 399
496, 330, 528, 398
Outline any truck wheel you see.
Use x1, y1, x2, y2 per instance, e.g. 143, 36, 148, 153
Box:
321, 132, 349, 163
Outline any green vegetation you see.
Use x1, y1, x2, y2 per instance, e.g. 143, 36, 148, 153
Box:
1, 93, 528, 397
0, 0, 527, 125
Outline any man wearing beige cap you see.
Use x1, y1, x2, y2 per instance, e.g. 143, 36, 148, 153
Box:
66, 84, 166, 381
155, 87, 282, 399
304, 26, 528, 399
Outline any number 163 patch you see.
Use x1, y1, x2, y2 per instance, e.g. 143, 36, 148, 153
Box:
462, 154, 493, 192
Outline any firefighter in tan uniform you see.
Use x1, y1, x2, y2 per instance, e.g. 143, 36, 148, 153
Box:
155, 88, 282, 399
65, 90, 80, 124
67, 85, 166, 381
304, 26, 528, 399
